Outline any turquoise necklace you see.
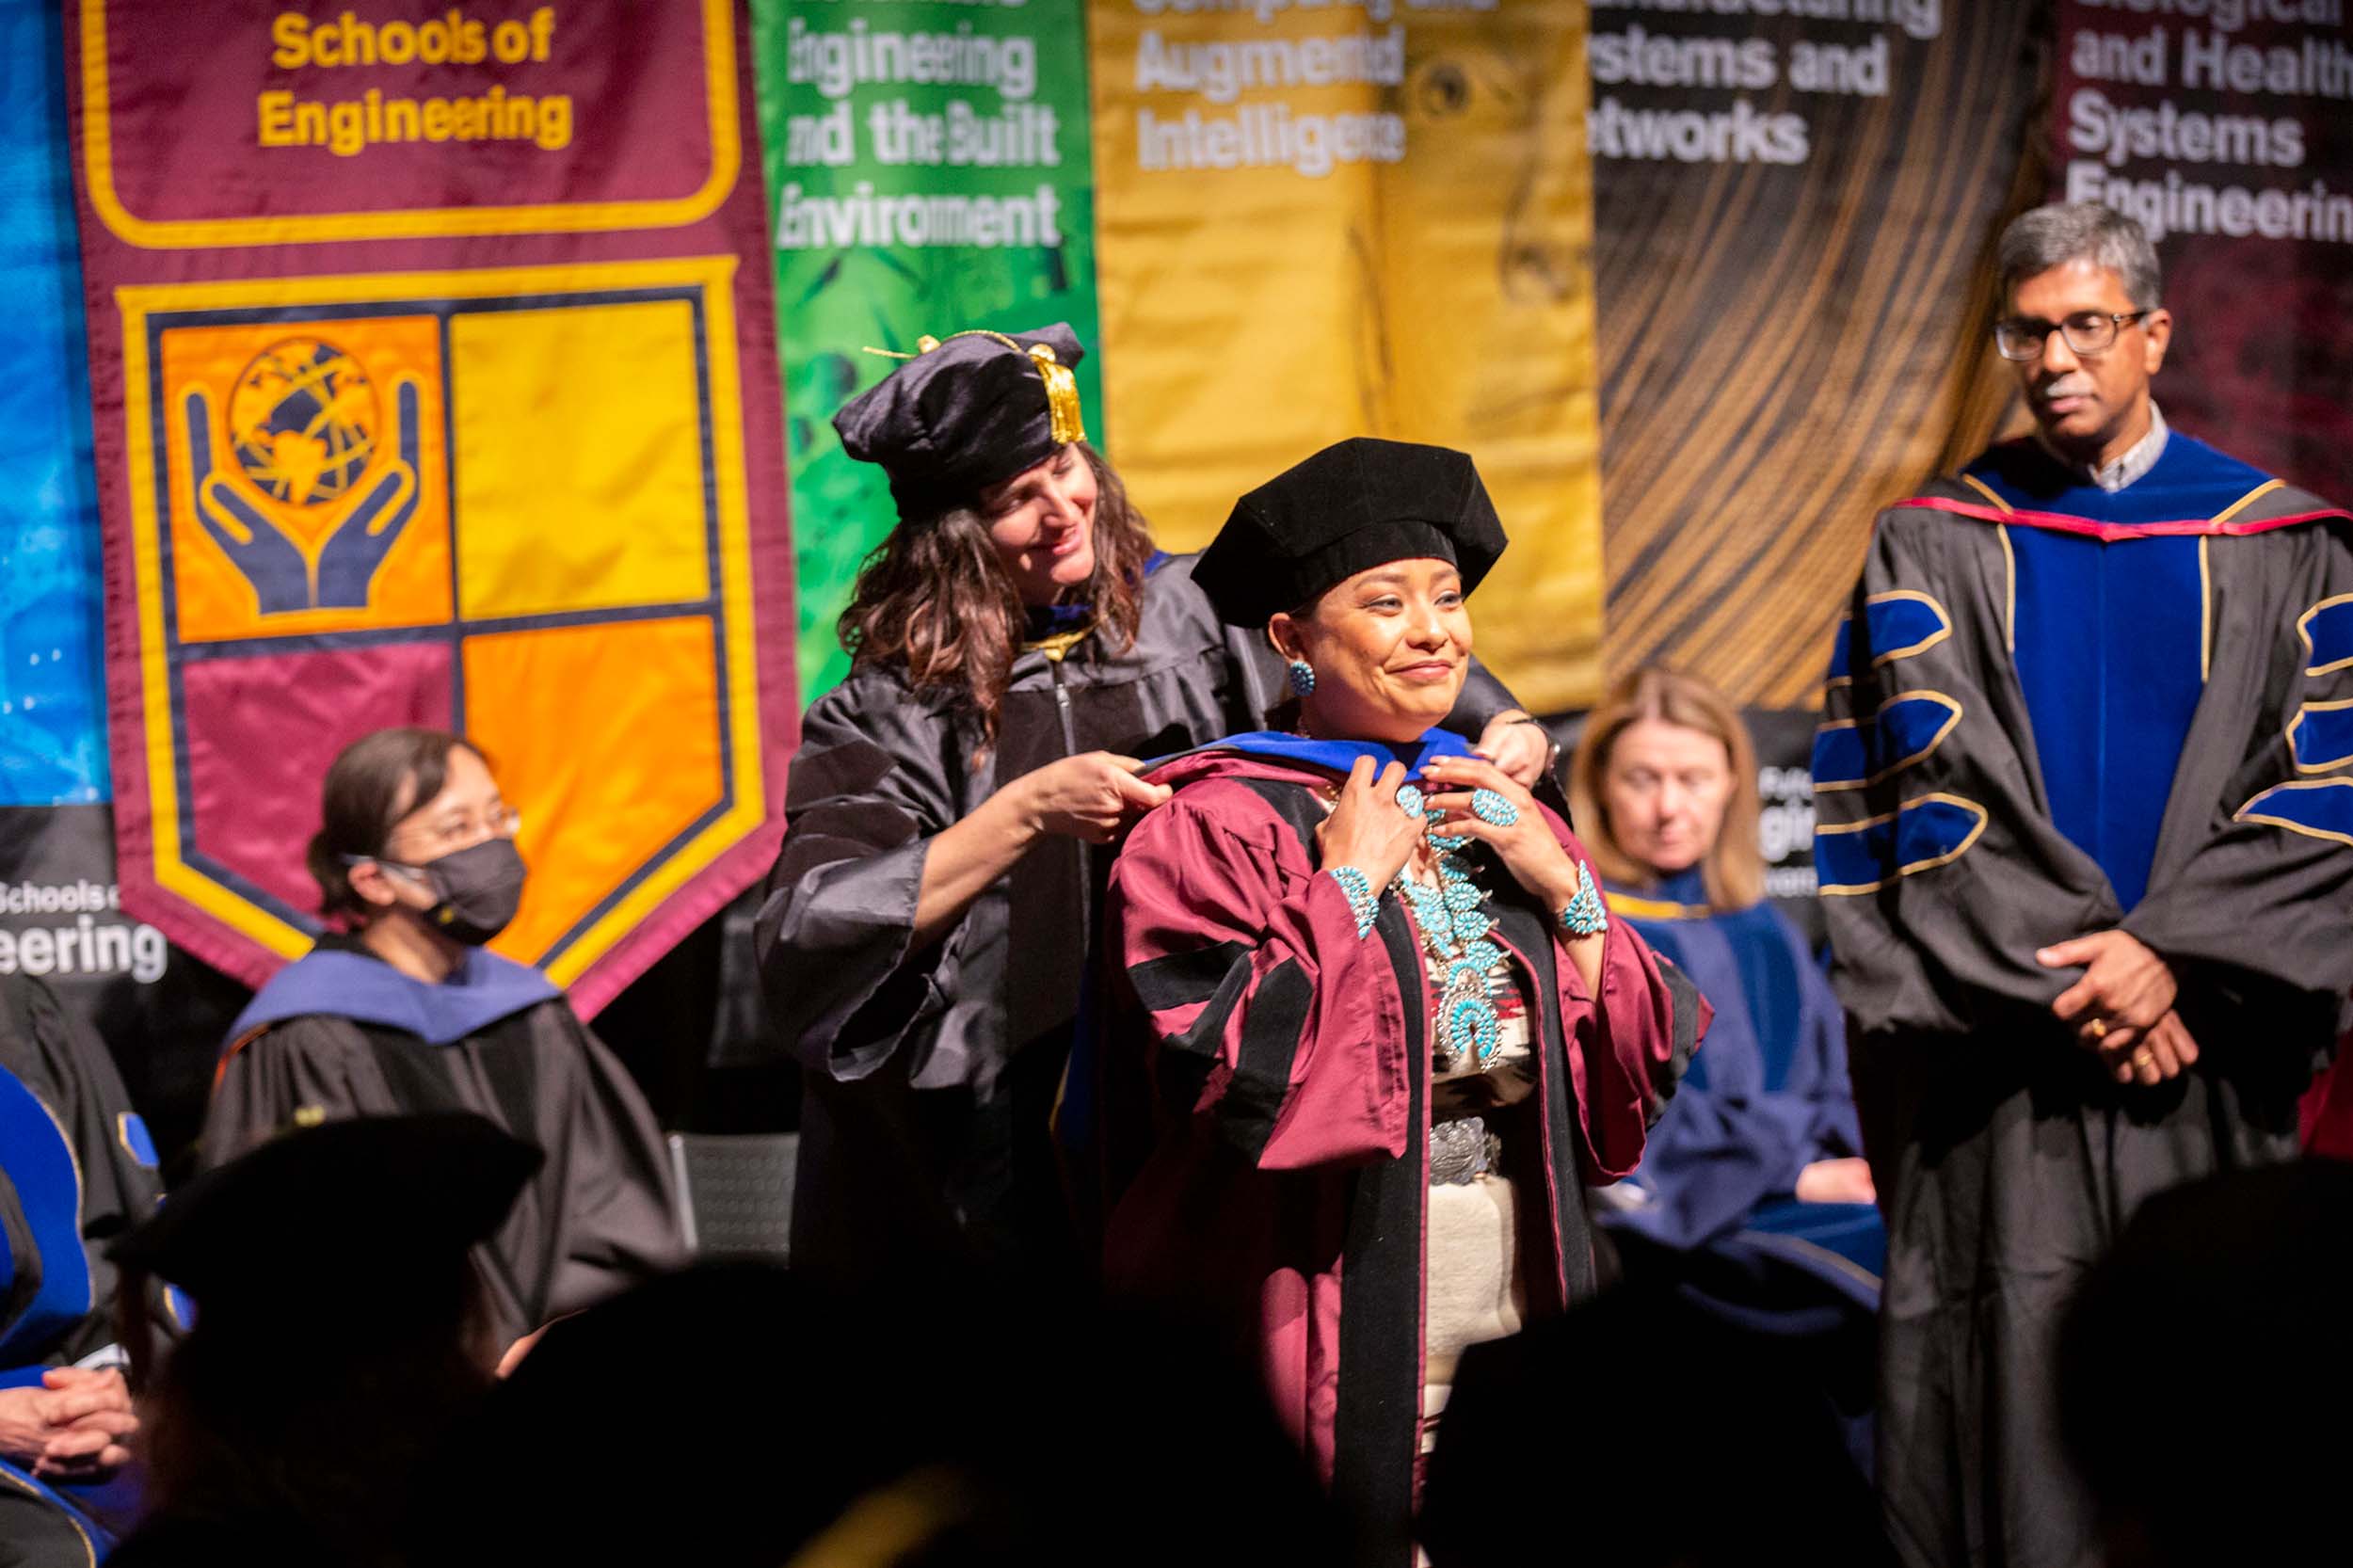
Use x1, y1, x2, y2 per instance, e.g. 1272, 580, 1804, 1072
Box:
1390, 792, 1505, 1072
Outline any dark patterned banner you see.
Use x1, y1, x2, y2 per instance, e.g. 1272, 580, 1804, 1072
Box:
2054, 0, 2353, 501
64, 0, 798, 1016
1589, 0, 2044, 707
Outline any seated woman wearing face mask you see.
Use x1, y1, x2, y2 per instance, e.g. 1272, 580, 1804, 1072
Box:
200, 728, 685, 1348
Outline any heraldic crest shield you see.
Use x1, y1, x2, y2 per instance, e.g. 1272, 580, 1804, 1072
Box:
110, 260, 783, 1008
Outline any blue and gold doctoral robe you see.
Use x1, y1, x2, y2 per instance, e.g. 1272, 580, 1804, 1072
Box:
0, 976, 169, 1563
1817, 432, 2353, 1568
1600, 870, 1881, 1306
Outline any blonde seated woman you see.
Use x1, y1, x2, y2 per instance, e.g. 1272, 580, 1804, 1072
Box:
1572, 667, 1883, 1335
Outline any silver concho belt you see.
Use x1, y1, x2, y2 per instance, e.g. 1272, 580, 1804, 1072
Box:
1429, 1116, 1501, 1186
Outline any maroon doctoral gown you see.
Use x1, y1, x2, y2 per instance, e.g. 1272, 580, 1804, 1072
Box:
1093, 744, 1705, 1564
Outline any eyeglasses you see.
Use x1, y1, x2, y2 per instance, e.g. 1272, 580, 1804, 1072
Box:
1993, 310, 2153, 361
381, 805, 521, 863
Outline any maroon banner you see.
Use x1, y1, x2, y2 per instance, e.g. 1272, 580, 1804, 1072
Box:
2056, 0, 2353, 500
80, 1, 732, 244
65, 0, 797, 1018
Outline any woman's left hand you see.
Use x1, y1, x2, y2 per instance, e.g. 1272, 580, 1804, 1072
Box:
1419, 756, 1582, 913
1472, 712, 1555, 790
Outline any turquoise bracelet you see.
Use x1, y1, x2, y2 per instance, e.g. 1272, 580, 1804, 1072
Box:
1326, 865, 1380, 938
1557, 861, 1608, 938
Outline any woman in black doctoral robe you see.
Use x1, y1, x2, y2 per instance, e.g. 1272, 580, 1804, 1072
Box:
200, 728, 685, 1351
756, 326, 1554, 1288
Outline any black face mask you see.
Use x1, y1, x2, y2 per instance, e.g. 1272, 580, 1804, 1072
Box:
392, 838, 527, 946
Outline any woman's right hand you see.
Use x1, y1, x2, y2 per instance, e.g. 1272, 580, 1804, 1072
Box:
1317, 758, 1425, 889
1009, 752, 1172, 844
1794, 1157, 1876, 1206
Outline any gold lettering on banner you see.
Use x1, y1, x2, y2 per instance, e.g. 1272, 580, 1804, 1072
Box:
257, 8, 574, 157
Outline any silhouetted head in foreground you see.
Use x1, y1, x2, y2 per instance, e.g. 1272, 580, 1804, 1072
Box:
2057, 1159, 2353, 1568
108, 1112, 537, 1568
429, 1266, 1342, 1568
1422, 1281, 1893, 1568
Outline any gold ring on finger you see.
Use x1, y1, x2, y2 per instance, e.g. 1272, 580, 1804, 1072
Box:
2087, 1017, 2108, 1041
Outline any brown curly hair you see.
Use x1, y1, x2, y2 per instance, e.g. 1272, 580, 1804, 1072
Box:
837, 442, 1155, 744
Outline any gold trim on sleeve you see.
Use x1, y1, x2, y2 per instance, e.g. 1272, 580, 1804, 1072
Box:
1811, 690, 1964, 792
1814, 791, 1991, 896
2210, 478, 2284, 527
2297, 593, 2353, 678
2234, 777, 2353, 850
2287, 698, 2353, 775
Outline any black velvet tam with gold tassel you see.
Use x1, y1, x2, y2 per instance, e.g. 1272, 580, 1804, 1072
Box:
832, 323, 1088, 523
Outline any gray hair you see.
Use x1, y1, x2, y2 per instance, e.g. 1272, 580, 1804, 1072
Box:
1997, 202, 2162, 309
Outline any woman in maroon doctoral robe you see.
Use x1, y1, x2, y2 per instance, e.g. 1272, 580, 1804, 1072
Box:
1094, 440, 1705, 1565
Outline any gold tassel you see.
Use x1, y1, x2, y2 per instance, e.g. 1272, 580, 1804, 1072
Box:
1026, 344, 1087, 445
1021, 624, 1096, 664
857, 330, 1085, 443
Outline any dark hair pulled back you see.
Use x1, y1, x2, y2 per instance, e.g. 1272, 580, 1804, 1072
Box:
307, 728, 481, 922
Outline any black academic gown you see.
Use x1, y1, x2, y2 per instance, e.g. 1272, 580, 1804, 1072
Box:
201, 942, 686, 1347
0, 976, 167, 1373
0, 976, 166, 1565
756, 552, 1529, 1289
1815, 436, 2353, 1568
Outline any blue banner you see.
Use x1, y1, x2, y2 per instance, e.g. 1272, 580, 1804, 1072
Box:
0, 0, 104, 807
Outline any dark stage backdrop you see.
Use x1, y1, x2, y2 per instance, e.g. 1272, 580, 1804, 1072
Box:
1551, 707, 1827, 952
1589, 0, 2049, 708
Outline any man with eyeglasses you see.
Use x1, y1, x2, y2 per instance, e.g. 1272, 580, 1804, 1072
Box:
1814, 201, 2353, 1568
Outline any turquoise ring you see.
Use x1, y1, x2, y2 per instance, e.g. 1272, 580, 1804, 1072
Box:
1395, 783, 1426, 818
1470, 788, 1518, 827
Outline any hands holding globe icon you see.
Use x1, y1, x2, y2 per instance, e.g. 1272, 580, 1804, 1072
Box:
313, 379, 420, 609
183, 339, 424, 616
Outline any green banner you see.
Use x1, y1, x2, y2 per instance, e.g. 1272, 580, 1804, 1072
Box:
753, 0, 1102, 702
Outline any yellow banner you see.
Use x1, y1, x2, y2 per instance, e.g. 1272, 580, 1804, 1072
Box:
1090, 0, 1602, 711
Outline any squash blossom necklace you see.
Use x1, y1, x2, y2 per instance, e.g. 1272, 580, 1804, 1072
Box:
1391, 783, 1503, 1071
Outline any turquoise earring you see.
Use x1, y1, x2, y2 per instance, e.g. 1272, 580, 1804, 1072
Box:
1288, 660, 1316, 697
